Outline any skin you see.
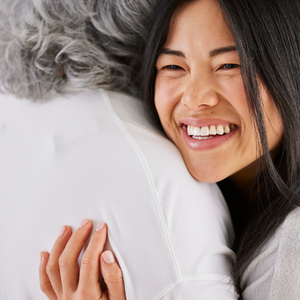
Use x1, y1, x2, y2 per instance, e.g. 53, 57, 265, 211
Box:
155, 0, 283, 194
39, 220, 126, 300
40, 0, 284, 298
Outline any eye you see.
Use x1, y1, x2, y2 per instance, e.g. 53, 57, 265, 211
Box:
219, 63, 240, 70
162, 65, 182, 70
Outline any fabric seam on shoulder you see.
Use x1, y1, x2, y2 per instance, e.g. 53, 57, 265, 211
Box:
102, 90, 182, 281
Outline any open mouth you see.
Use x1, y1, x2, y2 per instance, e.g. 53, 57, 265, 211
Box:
185, 124, 236, 140
180, 122, 238, 151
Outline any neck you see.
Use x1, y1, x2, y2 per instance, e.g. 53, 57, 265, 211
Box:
229, 161, 257, 201
229, 149, 280, 202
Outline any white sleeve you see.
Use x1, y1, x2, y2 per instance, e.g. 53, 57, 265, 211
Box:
269, 208, 300, 300
241, 208, 300, 300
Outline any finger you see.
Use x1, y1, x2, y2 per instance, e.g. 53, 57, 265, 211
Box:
77, 222, 107, 297
59, 219, 93, 293
101, 251, 126, 300
39, 252, 58, 300
46, 226, 72, 298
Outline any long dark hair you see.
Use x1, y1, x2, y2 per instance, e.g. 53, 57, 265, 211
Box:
141, 0, 300, 296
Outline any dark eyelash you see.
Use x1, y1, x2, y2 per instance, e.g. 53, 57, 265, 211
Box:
163, 65, 181, 70
221, 64, 240, 69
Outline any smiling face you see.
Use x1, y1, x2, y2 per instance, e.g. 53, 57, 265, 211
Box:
154, 0, 283, 189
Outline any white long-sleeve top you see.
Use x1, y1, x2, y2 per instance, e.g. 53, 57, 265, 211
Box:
241, 207, 300, 300
0, 89, 237, 300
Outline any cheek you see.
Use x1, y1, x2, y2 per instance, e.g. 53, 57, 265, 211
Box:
221, 76, 247, 110
154, 79, 165, 119
154, 76, 180, 124
220, 78, 259, 168
262, 93, 284, 152
221, 76, 253, 132
227, 80, 245, 101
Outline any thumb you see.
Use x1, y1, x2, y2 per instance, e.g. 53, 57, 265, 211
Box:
101, 251, 126, 300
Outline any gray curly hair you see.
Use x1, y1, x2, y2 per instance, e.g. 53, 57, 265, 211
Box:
0, 0, 158, 100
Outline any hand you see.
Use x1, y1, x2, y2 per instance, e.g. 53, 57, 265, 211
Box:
39, 219, 126, 300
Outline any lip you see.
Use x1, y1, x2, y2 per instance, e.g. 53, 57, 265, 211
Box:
179, 118, 236, 128
181, 124, 238, 151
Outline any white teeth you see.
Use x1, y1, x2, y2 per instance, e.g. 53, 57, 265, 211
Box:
224, 124, 230, 134
187, 124, 234, 137
194, 126, 201, 135
193, 136, 214, 140
209, 125, 217, 135
216, 125, 224, 135
200, 126, 209, 136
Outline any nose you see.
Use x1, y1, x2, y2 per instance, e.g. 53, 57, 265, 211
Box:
181, 76, 219, 111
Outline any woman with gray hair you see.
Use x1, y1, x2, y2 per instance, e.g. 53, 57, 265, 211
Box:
0, 0, 156, 99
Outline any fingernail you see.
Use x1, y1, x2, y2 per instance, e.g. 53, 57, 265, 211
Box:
59, 225, 67, 236
40, 252, 43, 262
96, 222, 105, 231
79, 219, 89, 228
102, 251, 115, 264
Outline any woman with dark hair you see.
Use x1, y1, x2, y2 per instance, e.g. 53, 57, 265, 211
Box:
142, 0, 300, 299
142, 0, 300, 297
40, 0, 300, 299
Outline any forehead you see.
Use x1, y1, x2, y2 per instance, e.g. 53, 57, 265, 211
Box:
165, 0, 234, 50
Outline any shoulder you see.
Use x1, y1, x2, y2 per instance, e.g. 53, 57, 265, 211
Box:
241, 207, 300, 300
268, 207, 300, 299
281, 206, 300, 243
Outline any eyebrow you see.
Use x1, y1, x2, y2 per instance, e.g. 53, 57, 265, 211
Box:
159, 46, 237, 59
209, 46, 237, 57
159, 48, 186, 58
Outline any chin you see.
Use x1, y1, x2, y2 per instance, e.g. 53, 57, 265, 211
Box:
185, 162, 228, 183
